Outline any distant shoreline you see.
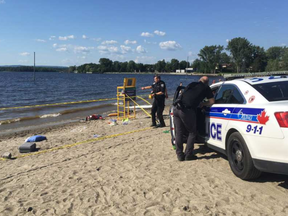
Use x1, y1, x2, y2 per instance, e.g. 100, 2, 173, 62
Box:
104, 72, 221, 76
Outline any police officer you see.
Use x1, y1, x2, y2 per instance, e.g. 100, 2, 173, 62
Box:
141, 75, 166, 127
174, 76, 215, 161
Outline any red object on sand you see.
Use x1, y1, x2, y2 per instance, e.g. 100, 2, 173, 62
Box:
86, 114, 102, 121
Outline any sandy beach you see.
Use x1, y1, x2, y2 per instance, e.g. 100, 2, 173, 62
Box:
1, 108, 288, 216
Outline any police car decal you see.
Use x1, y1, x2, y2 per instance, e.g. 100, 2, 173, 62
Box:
207, 107, 270, 125
246, 124, 263, 135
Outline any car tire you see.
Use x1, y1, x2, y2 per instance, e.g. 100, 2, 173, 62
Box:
227, 132, 261, 180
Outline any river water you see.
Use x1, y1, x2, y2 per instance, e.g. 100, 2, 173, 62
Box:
0, 72, 222, 133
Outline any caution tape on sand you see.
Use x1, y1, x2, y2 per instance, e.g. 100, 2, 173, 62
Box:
126, 94, 152, 118
1, 127, 152, 161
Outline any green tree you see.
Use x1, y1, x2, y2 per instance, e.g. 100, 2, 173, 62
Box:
127, 60, 137, 72
120, 61, 128, 72
266, 46, 285, 60
198, 45, 224, 73
170, 59, 179, 72
191, 59, 208, 73
266, 59, 280, 71
99, 58, 113, 72
227, 37, 252, 73
155, 59, 166, 72
250, 46, 267, 72
282, 48, 288, 70
113, 61, 121, 72
68, 65, 76, 73
220, 52, 231, 64
179, 60, 189, 70
165, 61, 172, 72
136, 63, 145, 72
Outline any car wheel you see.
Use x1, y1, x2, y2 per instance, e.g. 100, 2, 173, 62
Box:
227, 132, 261, 180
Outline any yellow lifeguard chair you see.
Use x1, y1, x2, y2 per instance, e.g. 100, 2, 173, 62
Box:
117, 78, 136, 120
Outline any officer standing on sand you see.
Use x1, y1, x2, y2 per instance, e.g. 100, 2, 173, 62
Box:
174, 76, 215, 161
141, 75, 166, 128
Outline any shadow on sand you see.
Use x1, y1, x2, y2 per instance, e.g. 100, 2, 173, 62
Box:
194, 144, 288, 189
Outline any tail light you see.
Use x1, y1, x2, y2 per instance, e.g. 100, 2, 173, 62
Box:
274, 112, 288, 128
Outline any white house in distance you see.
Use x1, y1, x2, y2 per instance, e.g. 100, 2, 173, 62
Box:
176, 68, 193, 73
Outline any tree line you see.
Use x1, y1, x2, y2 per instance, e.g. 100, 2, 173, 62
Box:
192, 37, 288, 73
0, 66, 68, 73
72, 37, 288, 74
70, 58, 190, 74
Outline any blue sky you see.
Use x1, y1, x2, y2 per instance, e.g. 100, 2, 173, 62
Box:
0, 0, 287, 66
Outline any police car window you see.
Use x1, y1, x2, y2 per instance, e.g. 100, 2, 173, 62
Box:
253, 81, 288, 101
215, 85, 244, 104
202, 86, 220, 102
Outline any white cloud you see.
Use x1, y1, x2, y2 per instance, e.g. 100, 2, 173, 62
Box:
154, 30, 166, 36
59, 35, 75, 40
56, 47, 68, 52
281, 43, 286, 46
124, 40, 137, 45
108, 46, 119, 53
101, 40, 118, 45
98, 45, 108, 51
19, 52, 30, 56
82, 35, 88, 39
49, 36, 56, 41
135, 56, 156, 64
0, 0, 5, 4
74, 46, 94, 54
36, 39, 46, 42
226, 39, 230, 43
141, 32, 154, 37
53, 43, 58, 48
120, 45, 132, 54
97, 45, 120, 54
136, 45, 147, 53
159, 41, 181, 51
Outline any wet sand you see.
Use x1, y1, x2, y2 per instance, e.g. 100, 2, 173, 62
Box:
1, 108, 288, 216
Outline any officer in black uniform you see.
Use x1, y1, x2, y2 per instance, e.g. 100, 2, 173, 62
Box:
174, 76, 215, 161
141, 75, 166, 127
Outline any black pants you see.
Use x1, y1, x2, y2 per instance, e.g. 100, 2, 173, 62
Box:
174, 108, 196, 158
151, 98, 165, 126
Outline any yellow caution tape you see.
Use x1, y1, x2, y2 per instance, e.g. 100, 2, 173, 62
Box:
0, 127, 152, 161
136, 96, 151, 105
125, 94, 152, 118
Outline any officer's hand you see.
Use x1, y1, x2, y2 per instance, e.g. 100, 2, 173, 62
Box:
141, 87, 145, 90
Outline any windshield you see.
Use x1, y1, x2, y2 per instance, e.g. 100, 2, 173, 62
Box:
253, 81, 288, 101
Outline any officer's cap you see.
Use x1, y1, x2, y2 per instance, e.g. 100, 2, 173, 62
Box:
154, 74, 161, 79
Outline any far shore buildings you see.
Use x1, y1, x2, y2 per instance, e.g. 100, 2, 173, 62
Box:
176, 68, 193, 73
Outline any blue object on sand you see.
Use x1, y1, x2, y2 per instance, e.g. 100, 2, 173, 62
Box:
25, 135, 47, 142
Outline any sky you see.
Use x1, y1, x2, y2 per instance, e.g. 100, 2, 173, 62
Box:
0, 0, 287, 66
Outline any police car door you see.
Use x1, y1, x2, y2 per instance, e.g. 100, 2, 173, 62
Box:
206, 84, 245, 150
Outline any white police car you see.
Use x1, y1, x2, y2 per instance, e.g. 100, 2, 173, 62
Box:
170, 76, 288, 180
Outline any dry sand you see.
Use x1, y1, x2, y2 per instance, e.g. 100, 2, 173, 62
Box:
1, 108, 288, 216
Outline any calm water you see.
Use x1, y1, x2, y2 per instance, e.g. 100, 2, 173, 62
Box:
0, 72, 222, 124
